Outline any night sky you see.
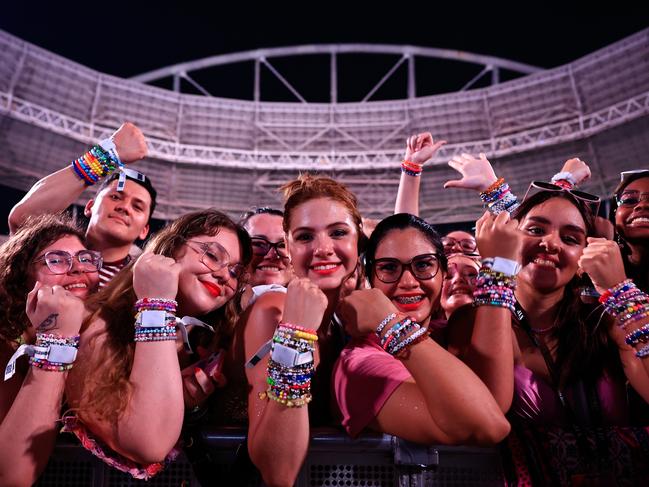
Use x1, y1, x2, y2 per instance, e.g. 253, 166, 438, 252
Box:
2, 6, 648, 100
0, 5, 648, 233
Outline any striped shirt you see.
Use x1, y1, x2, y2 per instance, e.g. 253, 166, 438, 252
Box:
98, 255, 132, 288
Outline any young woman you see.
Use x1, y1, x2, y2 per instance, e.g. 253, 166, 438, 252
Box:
448, 189, 649, 485
241, 174, 362, 487
0, 214, 100, 487
440, 253, 480, 319
332, 213, 510, 444
239, 207, 292, 308
63, 209, 251, 479
612, 170, 649, 291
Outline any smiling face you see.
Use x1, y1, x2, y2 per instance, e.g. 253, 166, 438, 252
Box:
84, 179, 151, 248
441, 254, 479, 318
371, 227, 443, 326
174, 228, 243, 316
244, 213, 292, 286
29, 235, 100, 299
615, 176, 649, 243
517, 197, 588, 293
287, 198, 359, 291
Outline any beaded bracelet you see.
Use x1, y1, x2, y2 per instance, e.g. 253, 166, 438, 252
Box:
401, 166, 422, 177
263, 323, 316, 408
479, 178, 521, 215
402, 160, 423, 172
277, 323, 318, 342
599, 279, 649, 329
635, 343, 649, 359
473, 267, 516, 311
29, 333, 80, 372
134, 298, 178, 314
388, 325, 429, 356
71, 144, 123, 186
625, 323, 649, 346
375, 313, 397, 336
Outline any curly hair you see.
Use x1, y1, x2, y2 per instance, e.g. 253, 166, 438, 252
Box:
0, 214, 86, 342
76, 209, 252, 424
280, 173, 366, 252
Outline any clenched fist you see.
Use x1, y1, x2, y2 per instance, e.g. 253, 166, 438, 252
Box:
133, 252, 182, 300
281, 278, 328, 331
111, 122, 148, 164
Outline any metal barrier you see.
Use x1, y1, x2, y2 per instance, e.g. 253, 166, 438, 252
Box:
36, 427, 504, 486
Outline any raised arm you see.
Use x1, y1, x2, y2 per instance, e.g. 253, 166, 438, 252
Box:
447, 211, 522, 412
394, 133, 446, 215
8, 122, 147, 234
245, 279, 327, 487
0, 283, 84, 487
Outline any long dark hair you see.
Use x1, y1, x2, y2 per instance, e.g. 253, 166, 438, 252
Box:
513, 192, 619, 387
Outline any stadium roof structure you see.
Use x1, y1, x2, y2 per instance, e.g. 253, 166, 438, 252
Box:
0, 28, 648, 222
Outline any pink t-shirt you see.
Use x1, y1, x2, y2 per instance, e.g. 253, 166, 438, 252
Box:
332, 334, 412, 437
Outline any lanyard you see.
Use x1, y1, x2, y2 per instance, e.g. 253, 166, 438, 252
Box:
512, 300, 609, 470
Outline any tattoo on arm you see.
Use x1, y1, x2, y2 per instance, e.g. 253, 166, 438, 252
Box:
37, 313, 59, 332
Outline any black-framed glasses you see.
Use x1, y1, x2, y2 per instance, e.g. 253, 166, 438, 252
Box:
184, 239, 246, 280
616, 190, 649, 207
33, 250, 103, 275
523, 181, 601, 214
441, 236, 477, 255
374, 253, 440, 284
250, 236, 288, 258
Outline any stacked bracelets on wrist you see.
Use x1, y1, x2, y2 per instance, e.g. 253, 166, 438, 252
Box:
134, 298, 178, 343
401, 160, 423, 177
473, 262, 517, 312
29, 333, 80, 372
599, 279, 649, 358
71, 139, 123, 186
261, 322, 317, 408
479, 178, 520, 215
375, 314, 428, 357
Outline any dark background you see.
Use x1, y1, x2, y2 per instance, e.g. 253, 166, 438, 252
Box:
1, 5, 648, 233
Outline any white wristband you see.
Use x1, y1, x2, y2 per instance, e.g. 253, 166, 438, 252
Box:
481, 257, 521, 276
551, 171, 577, 187
99, 137, 122, 165
271, 343, 313, 367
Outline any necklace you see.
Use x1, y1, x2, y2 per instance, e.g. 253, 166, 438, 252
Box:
530, 323, 557, 334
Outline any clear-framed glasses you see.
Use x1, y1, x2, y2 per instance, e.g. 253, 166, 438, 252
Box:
441, 236, 477, 255
33, 250, 103, 275
250, 236, 288, 258
616, 190, 649, 208
523, 181, 601, 214
184, 239, 246, 280
374, 253, 440, 284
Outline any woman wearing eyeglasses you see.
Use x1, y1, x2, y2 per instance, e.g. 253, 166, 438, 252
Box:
612, 170, 649, 292
59, 209, 251, 479
0, 214, 101, 486
332, 213, 510, 445
239, 207, 292, 307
